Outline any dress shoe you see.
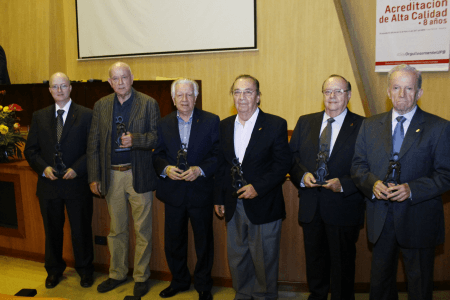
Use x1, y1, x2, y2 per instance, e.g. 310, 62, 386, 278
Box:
134, 279, 150, 297
45, 274, 62, 289
199, 291, 213, 300
97, 278, 127, 293
80, 274, 94, 288
159, 285, 190, 298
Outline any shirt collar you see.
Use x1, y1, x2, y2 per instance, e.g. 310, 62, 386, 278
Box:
55, 99, 72, 115
323, 108, 347, 125
235, 107, 260, 126
177, 110, 194, 123
392, 105, 417, 122
114, 89, 134, 107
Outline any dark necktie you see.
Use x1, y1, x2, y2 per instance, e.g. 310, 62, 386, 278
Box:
56, 109, 64, 142
319, 118, 335, 160
392, 116, 406, 160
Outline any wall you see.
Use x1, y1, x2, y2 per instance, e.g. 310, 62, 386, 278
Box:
341, 0, 450, 120
1, 0, 365, 128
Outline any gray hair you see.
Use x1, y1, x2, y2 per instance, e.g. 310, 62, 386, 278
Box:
108, 62, 133, 78
171, 79, 199, 98
388, 64, 422, 89
322, 74, 351, 92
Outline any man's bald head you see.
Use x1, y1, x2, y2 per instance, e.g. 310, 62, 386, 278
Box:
49, 72, 70, 86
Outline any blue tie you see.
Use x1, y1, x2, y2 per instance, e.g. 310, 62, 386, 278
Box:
392, 116, 406, 160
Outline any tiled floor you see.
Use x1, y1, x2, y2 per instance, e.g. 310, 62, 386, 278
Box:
1, 256, 449, 299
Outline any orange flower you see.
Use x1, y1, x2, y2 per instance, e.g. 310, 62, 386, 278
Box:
14, 123, 20, 129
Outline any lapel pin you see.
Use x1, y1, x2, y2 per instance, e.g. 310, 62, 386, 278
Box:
416, 129, 420, 132
350, 123, 354, 126
197, 119, 199, 123
259, 127, 262, 130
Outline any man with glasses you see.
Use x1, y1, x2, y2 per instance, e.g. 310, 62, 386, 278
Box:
351, 65, 450, 300
289, 75, 365, 300
214, 74, 291, 300
25, 72, 94, 289
153, 79, 219, 300
87, 62, 160, 297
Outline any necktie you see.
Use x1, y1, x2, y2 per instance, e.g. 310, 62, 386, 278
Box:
392, 116, 406, 160
56, 109, 64, 142
319, 118, 335, 160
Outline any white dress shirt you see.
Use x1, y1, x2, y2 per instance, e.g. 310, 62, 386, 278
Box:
55, 99, 72, 124
234, 108, 260, 163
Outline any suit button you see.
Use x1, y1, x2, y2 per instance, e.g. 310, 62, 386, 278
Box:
385, 203, 388, 206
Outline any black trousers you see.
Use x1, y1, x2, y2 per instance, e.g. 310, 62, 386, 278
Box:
369, 203, 435, 300
38, 196, 94, 276
301, 208, 360, 300
164, 202, 214, 292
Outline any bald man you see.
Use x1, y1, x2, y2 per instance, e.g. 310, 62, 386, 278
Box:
25, 72, 94, 289
87, 62, 160, 297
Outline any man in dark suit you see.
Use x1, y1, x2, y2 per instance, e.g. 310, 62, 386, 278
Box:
214, 75, 292, 300
24, 72, 94, 289
290, 75, 365, 300
351, 64, 450, 300
87, 62, 160, 297
153, 79, 219, 300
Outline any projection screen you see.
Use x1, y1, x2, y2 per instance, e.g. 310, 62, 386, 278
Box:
76, 0, 257, 60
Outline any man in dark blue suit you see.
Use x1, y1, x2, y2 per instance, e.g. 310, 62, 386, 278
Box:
290, 75, 365, 300
214, 75, 292, 300
25, 72, 94, 289
351, 64, 450, 300
153, 79, 219, 300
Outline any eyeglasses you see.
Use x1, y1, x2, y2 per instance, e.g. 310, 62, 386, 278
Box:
50, 85, 69, 90
233, 89, 255, 97
111, 76, 130, 84
322, 89, 348, 96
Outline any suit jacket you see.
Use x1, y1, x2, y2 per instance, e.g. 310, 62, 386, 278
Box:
290, 110, 365, 226
351, 107, 450, 248
87, 88, 160, 196
153, 108, 220, 207
214, 110, 292, 225
24, 102, 92, 199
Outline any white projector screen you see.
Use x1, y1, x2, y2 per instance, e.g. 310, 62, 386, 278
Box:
76, 0, 257, 60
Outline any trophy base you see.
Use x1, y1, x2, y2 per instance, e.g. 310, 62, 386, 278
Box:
115, 147, 131, 152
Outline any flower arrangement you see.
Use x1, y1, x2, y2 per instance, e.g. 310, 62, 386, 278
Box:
0, 90, 26, 163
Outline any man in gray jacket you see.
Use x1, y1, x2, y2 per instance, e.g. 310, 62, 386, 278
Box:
87, 62, 160, 297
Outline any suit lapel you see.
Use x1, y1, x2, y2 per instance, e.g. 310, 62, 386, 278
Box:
128, 88, 139, 130
103, 96, 114, 138
170, 112, 182, 149
187, 108, 199, 150
398, 107, 425, 160
59, 103, 77, 144
225, 117, 237, 161
329, 110, 357, 161
46, 105, 58, 146
380, 111, 393, 158
310, 112, 324, 155
242, 110, 266, 165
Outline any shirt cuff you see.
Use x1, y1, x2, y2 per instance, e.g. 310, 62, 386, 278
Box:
161, 166, 168, 178
300, 173, 306, 187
